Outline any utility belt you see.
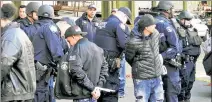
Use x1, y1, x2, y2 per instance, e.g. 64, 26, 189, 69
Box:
184, 55, 195, 62
35, 61, 57, 83
164, 54, 182, 69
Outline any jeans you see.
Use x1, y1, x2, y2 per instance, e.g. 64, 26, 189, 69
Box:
119, 54, 126, 96
73, 98, 97, 102
49, 76, 55, 102
133, 76, 164, 102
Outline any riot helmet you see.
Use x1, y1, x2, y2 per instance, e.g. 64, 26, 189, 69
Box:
157, 1, 174, 18
38, 5, 54, 19
26, 2, 41, 15
178, 10, 193, 28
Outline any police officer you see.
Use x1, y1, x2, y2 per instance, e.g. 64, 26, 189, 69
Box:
17, 2, 42, 41
32, 5, 64, 102
13, 5, 26, 22
155, 1, 181, 102
95, 7, 131, 102
1, 3, 36, 102
75, 4, 100, 42
175, 11, 202, 102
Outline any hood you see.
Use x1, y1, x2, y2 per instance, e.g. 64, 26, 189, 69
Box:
2, 22, 20, 35
81, 12, 99, 22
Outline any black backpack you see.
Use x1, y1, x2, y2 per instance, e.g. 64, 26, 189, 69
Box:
203, 51, 212, 76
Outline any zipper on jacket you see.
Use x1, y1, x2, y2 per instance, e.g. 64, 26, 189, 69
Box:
149, 40, 156, 77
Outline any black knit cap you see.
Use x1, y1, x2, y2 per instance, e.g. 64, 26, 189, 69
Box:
1, 3, 17, 20
64, 25, 87, 38
138, 14, 157, 30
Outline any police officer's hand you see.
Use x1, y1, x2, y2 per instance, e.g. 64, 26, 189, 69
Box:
91, 87, 101, 100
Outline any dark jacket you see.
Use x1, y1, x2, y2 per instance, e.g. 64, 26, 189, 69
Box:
32, 19, 64, 65
1, 22, 36, 101
125, 27, 163, 80
67, 38, 108, 99
94, 15, 130, 56
75, 12, 100, 42
17, 17, 41, 41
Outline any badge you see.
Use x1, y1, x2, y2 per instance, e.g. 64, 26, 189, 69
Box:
120, 23, 126, 31
49, 25, 58, 33
69, 55, 76, 61
82, 21, 87, 25
166, 27, 172, 32
61, 62, 68, 70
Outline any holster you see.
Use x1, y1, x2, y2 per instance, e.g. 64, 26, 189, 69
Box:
35, 62, 52, 84
107, 58, 121, 73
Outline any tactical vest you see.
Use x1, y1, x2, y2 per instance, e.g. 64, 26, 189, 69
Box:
171, 18, 202, 47
94, 22, 120, 56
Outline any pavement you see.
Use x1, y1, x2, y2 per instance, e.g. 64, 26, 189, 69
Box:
56, 47, 211, 102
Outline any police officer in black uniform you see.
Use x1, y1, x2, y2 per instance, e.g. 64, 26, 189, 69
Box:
32, 5, 64, 102
95, 7, 132, 102
16, 2, 41, 41
173, 10, 202, 102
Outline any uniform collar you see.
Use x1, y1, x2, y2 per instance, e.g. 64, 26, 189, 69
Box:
82, 12, 98, 22
156, 14, 171, 23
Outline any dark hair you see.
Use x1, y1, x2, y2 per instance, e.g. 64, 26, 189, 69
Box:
19, 5, 26, 9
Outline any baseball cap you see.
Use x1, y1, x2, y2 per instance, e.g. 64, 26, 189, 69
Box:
111, 8, 118, 13
60, 17, 76, 26
88, 4, 96, 10
138, 14, 157, 30
64, 25, 87, 38
118, 7, 132, 25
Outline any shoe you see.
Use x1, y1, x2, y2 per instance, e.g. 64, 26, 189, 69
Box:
119, 94, 125, 98
179, 100, 184, 102
184, 99, 190, 102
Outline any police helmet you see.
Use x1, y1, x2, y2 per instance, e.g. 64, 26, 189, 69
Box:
157, 1, 174, 11
38, 5, 54, 19
26, 2, 41, 15
178, 10, 193, 20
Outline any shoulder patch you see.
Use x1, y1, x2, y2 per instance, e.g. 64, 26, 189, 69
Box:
69, 55, 76, 61
49, 25, 58, 33
120, 23, 126, 31
166, 26, 173, 32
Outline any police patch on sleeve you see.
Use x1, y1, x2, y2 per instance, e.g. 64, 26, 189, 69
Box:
120, 23, 126, 31
49, 25, 58, 33
61, 62, 68, 70
166, 26, 172, 32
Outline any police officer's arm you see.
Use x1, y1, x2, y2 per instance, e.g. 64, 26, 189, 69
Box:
125, 39, 136, 65
69, 52, 95, 92
44, 26, 64, 63
116, 23, 128, 49
1, 40, 20, 81
162, 26, 179, 59
19, 21, 40, 40
60, 37, 69, 54
97, 54, 109, 87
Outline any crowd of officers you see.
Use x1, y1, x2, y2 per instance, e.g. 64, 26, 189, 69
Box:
1, 1, 206, 102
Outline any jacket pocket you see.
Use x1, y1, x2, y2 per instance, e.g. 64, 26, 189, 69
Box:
2, 79, 14, 96
71, 82, 82, 96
